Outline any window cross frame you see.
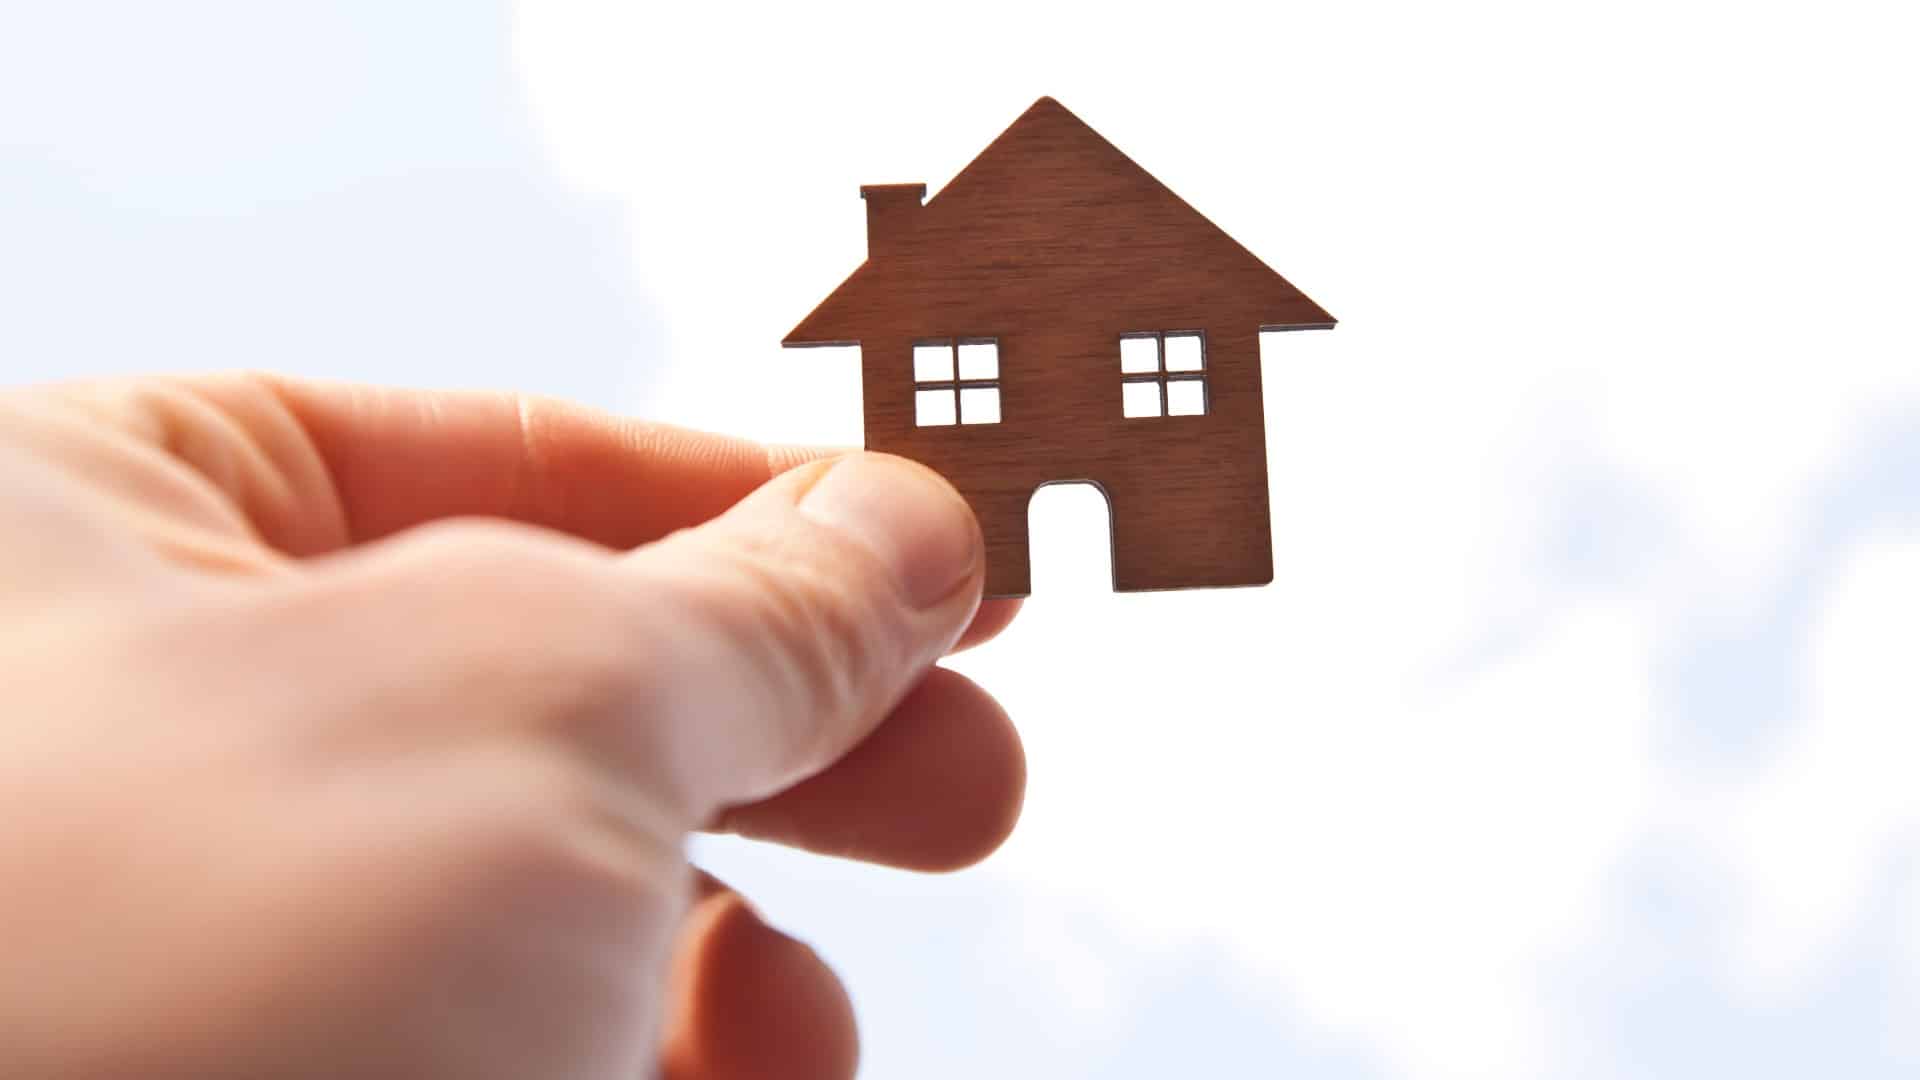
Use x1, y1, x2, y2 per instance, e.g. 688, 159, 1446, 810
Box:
1120, 330, 1208, 417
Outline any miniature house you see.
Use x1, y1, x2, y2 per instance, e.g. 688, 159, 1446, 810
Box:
784, 97, 1334, 597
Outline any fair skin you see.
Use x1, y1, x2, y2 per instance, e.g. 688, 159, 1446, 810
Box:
0, 374, 1025, 1079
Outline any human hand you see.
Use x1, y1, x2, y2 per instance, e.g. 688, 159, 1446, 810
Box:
0, 374, 1024, 1079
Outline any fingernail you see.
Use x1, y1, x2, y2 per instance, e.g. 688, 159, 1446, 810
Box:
797, 454, 981, 609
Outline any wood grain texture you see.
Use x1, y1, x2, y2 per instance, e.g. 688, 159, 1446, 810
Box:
785, 97, 1334, 598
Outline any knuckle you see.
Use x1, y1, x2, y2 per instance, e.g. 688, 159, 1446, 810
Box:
381, 518, 565, 578
324, 521, 660, 737
465, 744, 685, 905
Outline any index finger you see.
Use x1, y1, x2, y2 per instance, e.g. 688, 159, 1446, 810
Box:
207, 374, 828, 550
75, 373, 1024, 647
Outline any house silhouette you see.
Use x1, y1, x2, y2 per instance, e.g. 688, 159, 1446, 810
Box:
785, 97, 1334, 597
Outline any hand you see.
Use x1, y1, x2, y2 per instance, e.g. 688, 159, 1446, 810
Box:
0, 374, 1024, 1079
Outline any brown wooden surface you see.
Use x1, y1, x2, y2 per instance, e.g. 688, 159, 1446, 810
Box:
786, 97, 1334, 598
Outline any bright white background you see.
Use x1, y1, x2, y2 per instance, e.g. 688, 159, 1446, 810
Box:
5, 2, 1919, 1076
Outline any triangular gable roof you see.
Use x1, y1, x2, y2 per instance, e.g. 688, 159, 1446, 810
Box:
785, 97, 1334, 346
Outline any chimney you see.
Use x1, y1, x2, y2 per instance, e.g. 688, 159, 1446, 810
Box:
860, 183, 925, 259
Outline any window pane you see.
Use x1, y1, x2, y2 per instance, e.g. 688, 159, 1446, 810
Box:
957, 340, 999, 380
1120, 336, 1159, 374
913, 342, 953, 383
1164, 333, 1204, 372
1122, 380, 1162, 418
959, 386, 1001, 424
915, 388, 956, 426
1167, 378, 1206, 416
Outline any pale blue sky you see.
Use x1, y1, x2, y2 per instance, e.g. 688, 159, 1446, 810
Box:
5, 3, 1920, 1077
0, 2, 659, 405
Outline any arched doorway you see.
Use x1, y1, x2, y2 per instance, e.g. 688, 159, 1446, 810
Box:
1026, 481, 1117, 595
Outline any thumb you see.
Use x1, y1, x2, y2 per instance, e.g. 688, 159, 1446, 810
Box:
623, 451, 984, 815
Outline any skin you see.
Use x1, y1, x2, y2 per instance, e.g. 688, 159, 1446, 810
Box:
0, 373, 1026, 1079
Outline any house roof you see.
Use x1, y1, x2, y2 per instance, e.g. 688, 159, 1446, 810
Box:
785, 96, 1336, 346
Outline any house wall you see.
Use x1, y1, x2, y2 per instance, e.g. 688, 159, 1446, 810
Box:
862, 321, 1274, 597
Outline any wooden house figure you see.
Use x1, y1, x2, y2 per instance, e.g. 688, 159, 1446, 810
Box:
784, 97, 1335, 597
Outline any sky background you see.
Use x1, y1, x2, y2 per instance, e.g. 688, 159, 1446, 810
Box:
4, 2, 1919, 1076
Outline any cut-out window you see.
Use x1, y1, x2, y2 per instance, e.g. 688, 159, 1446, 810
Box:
1166, 378, 1206, 416
957, 341, 999, 381
1118, 331, 1208, 418
913, 343, 954, 383
1121, 380, 1163, 418
1120, 336, 1159, 374
1164, 334, 1204, 372
959, 386, 1001, 424
913, 338, 1002, 426
915, 388, 957, 426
